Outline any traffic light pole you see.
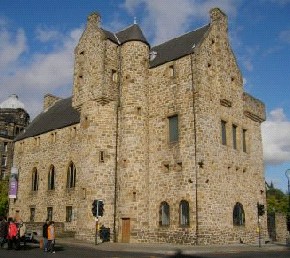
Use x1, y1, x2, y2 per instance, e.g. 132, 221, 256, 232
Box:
95, 217, 99, 245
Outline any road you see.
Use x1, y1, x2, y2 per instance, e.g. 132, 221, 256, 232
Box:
0, 242, 289, 258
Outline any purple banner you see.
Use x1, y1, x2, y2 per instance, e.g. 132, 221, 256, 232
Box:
9, 167, 18, 199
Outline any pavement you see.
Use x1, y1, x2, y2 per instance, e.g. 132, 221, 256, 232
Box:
55, 237, 290, 256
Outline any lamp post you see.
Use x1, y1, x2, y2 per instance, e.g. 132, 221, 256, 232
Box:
285, 169, 290, 232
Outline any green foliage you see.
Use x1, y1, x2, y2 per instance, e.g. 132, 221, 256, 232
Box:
266, 183, 288, 214
0, 180, 9, 216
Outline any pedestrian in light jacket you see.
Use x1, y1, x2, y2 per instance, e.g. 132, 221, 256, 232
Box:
47, 221, 55, 253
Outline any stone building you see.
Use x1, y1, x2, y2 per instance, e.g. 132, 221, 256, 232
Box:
0, 94, 30, 180
9, 8, 267, 245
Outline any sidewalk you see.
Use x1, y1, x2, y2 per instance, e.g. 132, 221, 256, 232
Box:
56, 237, 289, 255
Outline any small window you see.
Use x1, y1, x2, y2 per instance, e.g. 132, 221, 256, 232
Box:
159, 202, 170, 226
233, 202, 245, 226
3, 142, 8, 152
221, 120, 227, 145
67, 162, 76, 188
47, 207, 53, 221
180, 200, 189, 226
168, 115, 179, 143
30, 208, 35, 222
242, 129, 247, 152
112, 69, 118, 82
51, 132, 57, 143
32, 168, 38, 191
71, 127, 77, 138
99, 151, 105, 163
34, 137, 40, 146
232, 124, 237, 150
48, 165, 55, 190
169, 65, 175, 78
66, 206, 73, 222
1, 155, 7, 167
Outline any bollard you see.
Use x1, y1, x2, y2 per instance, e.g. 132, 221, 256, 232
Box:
39, 239, 43, 249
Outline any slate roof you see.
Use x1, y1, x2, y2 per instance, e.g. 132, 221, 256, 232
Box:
149, 24, 210, 68
15, 97, 80, 141
102, 23, 210, 68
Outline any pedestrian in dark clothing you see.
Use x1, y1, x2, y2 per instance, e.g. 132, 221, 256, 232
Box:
0, 216, 8, 248
42, 219, 49, 251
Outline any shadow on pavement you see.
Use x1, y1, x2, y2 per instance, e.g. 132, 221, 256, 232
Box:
168, 250, 210, 258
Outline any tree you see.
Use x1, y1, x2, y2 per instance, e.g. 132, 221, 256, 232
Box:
266, 183, 288, 214
0, 180, 9, 216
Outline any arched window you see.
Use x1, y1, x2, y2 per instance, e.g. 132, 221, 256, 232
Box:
180, 200, 189, 226
48, 165, 55, 190
67, 162, 76, 188
32, 167, 38, 191
159, 201, 170, 226
233, 202, 245, 226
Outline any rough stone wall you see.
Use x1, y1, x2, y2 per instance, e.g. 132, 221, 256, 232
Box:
9, 8, 267, 246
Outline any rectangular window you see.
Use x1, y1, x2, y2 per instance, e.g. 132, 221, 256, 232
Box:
30, 208, 35, 222
242, 129, 247, 152
66, 206, 73, 222
99, 151, 105, 163
168, 115, 179, 143
221, 120, 227, 145
1, 155, 7, 167
47, 207, 53, 221
3, 142, 8, 152
232, 124, 237, 150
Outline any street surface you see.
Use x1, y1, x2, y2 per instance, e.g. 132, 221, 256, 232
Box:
0, 242, 289, 258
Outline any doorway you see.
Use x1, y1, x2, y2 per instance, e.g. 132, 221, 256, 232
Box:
121, 218, 130, 243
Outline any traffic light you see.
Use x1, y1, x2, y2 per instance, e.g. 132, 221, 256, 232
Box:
92, 200, 98, 217
257, 203, 265, 216
98, 200, 104, 217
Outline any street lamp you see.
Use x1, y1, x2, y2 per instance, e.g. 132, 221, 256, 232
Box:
285, 169, 290, 231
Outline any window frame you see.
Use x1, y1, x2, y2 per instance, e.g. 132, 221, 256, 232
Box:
48, 165, 55, 190
159, 201, 170, 226
168, 114, 179, 143
233, 202, 245, 226
67, 162, 76, 189
32, 168, 39, 191
232, 124, 237, 150
66, 206, 73, 222
179, 200, 190, 227
221, 120, 227, 145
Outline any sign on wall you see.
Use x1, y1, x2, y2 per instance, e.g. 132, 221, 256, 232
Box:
9, 167, 18, 199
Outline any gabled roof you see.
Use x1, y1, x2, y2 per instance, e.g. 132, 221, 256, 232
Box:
15, 97, 80, 141
102, 22, 210, 68
149, 24, 210, 68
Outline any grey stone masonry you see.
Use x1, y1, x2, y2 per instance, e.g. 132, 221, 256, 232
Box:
10, 8, 267, 246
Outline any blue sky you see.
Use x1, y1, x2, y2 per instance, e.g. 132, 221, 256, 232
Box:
1, 0, 290, 192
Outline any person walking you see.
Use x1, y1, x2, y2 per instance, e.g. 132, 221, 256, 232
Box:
7, 217, 19, 250
47, 221, 55, 253
42, 219, 49, 252
0, 216, 8, 248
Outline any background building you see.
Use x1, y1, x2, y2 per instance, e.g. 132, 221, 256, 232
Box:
0, 94, 30, 180
9, 8, 267, 245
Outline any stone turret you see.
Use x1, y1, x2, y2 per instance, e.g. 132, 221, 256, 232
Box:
117, 24, 150, 241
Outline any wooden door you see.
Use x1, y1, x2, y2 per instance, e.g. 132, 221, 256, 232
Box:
121, 218, 130, 243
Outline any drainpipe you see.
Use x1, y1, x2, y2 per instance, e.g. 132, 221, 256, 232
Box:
190, 53, 199, 245
113, 45, 122, 243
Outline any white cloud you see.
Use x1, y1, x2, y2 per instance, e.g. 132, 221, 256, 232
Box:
0, 26, 82, 119
124, 0, 239, 45
0, 25, 27, 70
35, 26, 63, 43
262, 108, 290, 165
